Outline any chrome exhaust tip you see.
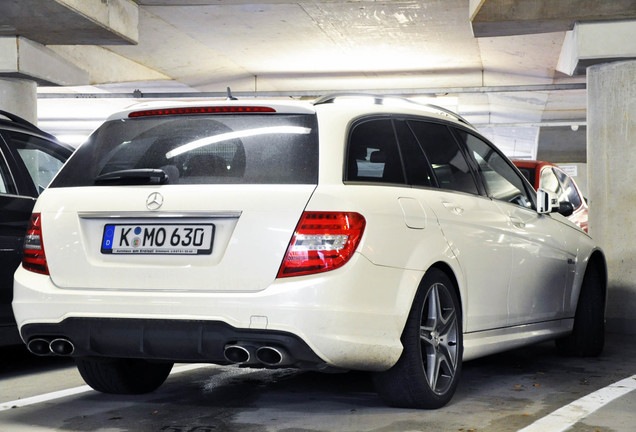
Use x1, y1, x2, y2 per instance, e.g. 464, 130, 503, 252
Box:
224, 344, 251, 364
27, 338, 52, 356
49, 338, 75, 356
255, 346, 291, 366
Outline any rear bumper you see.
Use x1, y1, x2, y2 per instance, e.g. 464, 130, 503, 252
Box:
20, 317, 325, 368
13, 254, 422, 371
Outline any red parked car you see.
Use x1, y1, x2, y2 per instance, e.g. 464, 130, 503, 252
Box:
512, 160, 588, 233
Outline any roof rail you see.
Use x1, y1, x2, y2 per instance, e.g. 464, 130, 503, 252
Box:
0, 110, 58, 140
313, 92, 385, 105
312, 93, 471, 126
420, 103, 471, 126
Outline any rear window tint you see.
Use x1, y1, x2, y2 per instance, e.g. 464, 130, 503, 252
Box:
51, 114, 318, 187
408, 121, 479, 195
345, 118, 406, 184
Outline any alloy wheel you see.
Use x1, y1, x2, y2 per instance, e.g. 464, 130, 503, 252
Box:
419, 282, 459, 395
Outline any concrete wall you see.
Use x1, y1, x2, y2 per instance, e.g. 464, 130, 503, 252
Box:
587, 60, 636, 334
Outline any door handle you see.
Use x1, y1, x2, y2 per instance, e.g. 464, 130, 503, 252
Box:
509, 216, 526, 229
442, 201, 464, 215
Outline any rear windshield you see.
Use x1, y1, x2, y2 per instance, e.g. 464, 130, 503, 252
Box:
50, 113, 318, 187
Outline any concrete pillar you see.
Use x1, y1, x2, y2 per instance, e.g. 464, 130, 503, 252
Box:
587, 60, 636, 334
0, 78, 37, 124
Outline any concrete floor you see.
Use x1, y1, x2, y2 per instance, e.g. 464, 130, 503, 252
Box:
0, 333, 634, 432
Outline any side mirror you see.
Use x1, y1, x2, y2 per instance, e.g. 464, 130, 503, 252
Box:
537, 188, 574, 217
537, 188, 557, 214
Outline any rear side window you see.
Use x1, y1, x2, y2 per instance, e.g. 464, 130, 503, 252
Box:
51, 114, 318, 187
408, 121, 479, 195
345, 118, 406, 184
393, 120, 434, 187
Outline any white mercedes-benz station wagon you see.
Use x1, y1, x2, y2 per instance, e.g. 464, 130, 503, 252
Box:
13, 94, 606, 408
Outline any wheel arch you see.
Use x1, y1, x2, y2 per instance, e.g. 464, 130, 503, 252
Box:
568, 248, 607, 316
556, 247, 607, 357
427, 261, 465, 328
374, 260, 465, 408
585, 249, 608, 306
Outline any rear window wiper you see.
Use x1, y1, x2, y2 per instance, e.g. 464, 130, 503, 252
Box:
94, 169, 169, 186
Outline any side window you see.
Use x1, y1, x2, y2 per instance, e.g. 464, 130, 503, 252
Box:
4, 131, 68, 195
408, 120, 479, 194
346, 118, 406, 184
554, 169, 583, 209
393, 120, 434, 187
457, 130, 533, 209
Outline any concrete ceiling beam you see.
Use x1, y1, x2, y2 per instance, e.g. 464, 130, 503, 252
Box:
0, 37, 88, 86
470, 0, 636, 37
557, 20, 636, 76
0, 0, 139, 45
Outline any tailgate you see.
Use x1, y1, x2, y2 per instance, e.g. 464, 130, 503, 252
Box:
39, 184, 315, 292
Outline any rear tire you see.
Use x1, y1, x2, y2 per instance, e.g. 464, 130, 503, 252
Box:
556, 263, 605, 357
76, 357, 174, 394
374, 268, 462, 409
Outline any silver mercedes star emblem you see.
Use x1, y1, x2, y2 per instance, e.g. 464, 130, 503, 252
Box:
146, 192, 164, 211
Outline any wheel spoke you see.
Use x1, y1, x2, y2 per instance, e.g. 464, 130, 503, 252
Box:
438, 322, 458, 372
420, 284, 439, 344
425, 351, 439, 389
427, 284, 440, 325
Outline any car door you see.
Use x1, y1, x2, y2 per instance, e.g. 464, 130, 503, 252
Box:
396, 119, 514, 332
0, 135, 36, 331
0, 130, 71, 332
455, 130, 575, 326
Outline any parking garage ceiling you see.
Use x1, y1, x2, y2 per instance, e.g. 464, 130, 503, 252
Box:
1, 0, 636, 158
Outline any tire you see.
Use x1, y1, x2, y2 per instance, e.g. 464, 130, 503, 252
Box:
556, 263, 605, 357
374, 268, 463, 409
76, 357, 174, 394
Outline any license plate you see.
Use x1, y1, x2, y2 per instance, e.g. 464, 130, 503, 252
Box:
101, 223, 214, 255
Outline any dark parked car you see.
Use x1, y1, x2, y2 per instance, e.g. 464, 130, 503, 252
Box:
0, 111, 73, 346
512, 159, 589, 233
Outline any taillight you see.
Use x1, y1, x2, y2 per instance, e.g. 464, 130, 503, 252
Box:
22, 213, 49, 275
128, 106, 276, 118
277, 212, 365, 278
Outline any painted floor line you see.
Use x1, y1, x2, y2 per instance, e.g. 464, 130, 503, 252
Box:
517, 374, 636, 432
0, 363, 209, 412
